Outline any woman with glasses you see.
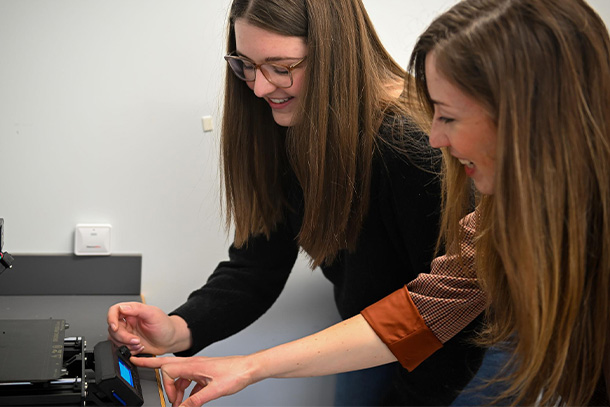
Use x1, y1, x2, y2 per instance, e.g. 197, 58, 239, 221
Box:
107, 0, 487, 405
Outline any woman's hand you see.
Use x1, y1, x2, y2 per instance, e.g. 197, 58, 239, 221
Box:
131, 355, 257, 407
107, 302, 192, 355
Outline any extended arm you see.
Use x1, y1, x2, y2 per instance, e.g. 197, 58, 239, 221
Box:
132, 314, 395, 407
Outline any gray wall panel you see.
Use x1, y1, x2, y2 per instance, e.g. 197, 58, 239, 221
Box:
0, 254, 141, 295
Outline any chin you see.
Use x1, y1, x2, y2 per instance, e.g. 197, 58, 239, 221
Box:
474, 181, 494, 195
272, 112, 295, 128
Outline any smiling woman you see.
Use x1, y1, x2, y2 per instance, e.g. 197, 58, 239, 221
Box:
425, 51, 497, 195
230, 20, 307, 127
407, 0, 610, 404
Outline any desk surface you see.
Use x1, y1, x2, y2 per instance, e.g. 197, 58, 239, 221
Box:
0, 295, 165, 407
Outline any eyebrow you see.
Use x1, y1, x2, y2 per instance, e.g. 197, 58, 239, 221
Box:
235, 51, 303, 63
430, 98, 449, 106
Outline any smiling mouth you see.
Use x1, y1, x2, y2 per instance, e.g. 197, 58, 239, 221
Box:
458, 158, 475, 168
269, 97, 291, 104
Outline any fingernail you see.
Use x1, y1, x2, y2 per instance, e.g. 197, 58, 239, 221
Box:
130, 338, 140, 345
119, 305, 132, 311
110, 323, 117, 331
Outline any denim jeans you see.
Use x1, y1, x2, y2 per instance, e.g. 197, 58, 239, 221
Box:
333, 363, 397, 406
450, 346, 511, 406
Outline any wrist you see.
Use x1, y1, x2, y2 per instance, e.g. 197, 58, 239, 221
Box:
245, 349, 275, 384
168, 315, 193, 353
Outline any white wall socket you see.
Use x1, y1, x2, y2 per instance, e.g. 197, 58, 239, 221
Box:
74, 224, 112, 256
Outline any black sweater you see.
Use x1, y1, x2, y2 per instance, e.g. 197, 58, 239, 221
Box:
171, 120, 484, 405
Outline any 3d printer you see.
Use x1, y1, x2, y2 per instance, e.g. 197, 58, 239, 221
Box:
0, 320, 144, 406
0, 219, 144, 406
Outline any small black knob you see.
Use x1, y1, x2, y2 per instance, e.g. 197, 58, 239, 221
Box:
118, 345, 132, 359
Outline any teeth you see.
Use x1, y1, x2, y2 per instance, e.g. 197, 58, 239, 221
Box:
270, 98, 290, 104
458, 159, 474, 168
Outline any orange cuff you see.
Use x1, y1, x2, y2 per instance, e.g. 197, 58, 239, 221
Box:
361, 286, 442, 371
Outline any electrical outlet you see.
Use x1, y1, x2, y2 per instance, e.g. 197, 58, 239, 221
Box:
74, 224, 111, 256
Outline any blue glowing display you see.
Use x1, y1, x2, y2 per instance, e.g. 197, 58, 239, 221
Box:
118, 359, 134, 387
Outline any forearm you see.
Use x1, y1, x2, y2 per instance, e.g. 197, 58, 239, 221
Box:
248, 314, 396, 381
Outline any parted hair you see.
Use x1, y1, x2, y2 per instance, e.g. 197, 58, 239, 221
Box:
408, 0, 610, 405
222, 0, 409, 267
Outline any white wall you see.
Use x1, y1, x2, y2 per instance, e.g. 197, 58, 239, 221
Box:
1, 1, 609, 405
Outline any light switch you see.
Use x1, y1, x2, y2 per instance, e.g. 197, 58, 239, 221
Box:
202, 116, 214, 132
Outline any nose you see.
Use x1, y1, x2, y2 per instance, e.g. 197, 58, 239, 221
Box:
428, 121, 450, 149
252, 69, 277, 98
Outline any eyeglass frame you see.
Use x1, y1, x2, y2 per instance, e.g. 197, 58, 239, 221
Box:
224, 52, 307, 89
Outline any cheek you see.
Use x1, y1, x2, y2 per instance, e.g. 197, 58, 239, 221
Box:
474, 121, 498, 164
484, 131, 498, 165
289, 71, 306, 97
481, 135, 497, 183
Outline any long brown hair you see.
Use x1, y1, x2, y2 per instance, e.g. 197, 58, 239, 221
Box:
222, 0, 409, 267
408, 0, 610, 405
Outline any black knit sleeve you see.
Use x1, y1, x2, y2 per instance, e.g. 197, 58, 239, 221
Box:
377, 118, 442, 278
170, 221, 299, 356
